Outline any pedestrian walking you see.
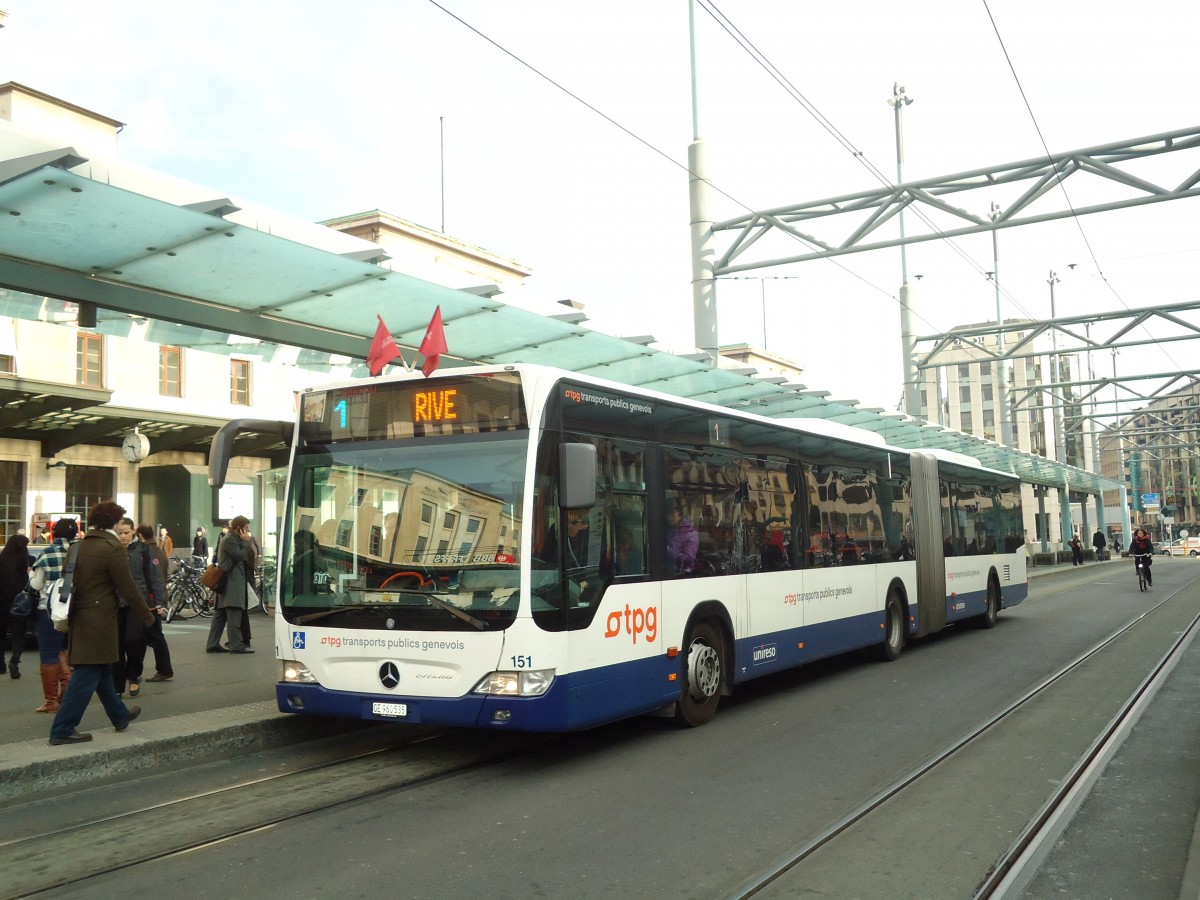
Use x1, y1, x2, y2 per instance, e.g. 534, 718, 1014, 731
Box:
27, 518, 77, 713
192, 526, 209, 563
1070, 533, 1084, 566
1092, 528, 1107, 561
158, 527, 174, 558
206, 516, 257, 654
0, 533, 32, 680
124, 523, 174, 690
48, 500, 155, 746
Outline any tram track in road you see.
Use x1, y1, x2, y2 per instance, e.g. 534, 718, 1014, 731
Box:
728, 575, 1200, 900
3, 727, 554, 899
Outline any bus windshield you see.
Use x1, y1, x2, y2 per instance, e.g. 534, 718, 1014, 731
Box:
280, 435, 527, 631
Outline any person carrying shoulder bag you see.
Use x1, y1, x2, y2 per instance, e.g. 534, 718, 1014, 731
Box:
205, 515, 256, 654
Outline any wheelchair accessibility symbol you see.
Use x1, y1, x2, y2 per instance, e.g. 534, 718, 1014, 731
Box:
292, 631, 306, 650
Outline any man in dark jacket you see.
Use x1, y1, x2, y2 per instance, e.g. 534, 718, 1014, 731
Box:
49, 501, 155, 746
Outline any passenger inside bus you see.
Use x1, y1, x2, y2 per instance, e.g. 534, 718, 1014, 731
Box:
614, 528, 644, 576
666, 507, 698, 575
292, 529, 331, 599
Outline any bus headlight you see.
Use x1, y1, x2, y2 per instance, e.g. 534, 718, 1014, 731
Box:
280, 661, 318, 684
472, 669, 555, 697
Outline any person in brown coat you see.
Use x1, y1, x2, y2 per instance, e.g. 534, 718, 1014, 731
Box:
48, 500, 155, 746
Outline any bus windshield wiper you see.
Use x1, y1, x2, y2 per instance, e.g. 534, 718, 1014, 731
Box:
295, 604, 378, 625
424, 593, 489, 631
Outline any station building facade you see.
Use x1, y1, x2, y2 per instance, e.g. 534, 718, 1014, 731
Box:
0, 82, 530, 557
913, 321, 1102, 548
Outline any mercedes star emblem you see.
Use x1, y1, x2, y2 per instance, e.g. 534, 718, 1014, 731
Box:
379, 662, 400, 690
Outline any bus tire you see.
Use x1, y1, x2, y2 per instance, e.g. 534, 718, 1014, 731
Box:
878, 588, 905, 662
977, 575, 1000, 630
675, 620, 723, 727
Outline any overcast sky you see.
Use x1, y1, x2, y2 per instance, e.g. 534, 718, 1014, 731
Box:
2, 0, 1197, 411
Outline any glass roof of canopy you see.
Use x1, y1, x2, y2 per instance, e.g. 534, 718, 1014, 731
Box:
0, 163, 1118, 495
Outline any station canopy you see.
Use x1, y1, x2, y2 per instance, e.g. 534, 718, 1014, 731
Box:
0, 148, 1117, 495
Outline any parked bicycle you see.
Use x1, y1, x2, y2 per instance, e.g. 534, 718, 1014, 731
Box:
166, 555, 216, 621
252, 556, 277, 615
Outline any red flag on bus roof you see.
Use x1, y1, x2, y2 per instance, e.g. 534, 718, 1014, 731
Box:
419, 306, 448, 377
367, 315, 402, 376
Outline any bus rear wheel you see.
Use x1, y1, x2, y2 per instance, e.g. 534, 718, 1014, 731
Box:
675, 620, 723, 727
878, 588, 905, 662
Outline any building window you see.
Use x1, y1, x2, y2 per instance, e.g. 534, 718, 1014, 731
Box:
0, 461, 24, 541
979, 361, 991, 376
65, 465, 116, 527
981, 384, 993, 402
230, 359, 251, 405
77, 333, 103, 387
0, 355, 13, 374
959, 385, 972, 404
983, 410, 995, 427
960, 411, 972, 432
958, 364, 971, 378
159, 346, 182, 397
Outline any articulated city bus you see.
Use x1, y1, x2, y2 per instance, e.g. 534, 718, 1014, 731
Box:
210, 364, 1028, 730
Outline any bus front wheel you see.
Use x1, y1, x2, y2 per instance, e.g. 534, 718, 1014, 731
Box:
977, 576, 1001, 629
675, 620, 723, 727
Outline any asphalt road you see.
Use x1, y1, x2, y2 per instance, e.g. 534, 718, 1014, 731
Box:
28, 559, 1200, 899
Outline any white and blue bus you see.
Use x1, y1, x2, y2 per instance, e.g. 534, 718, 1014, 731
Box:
210, 364, 1027, 730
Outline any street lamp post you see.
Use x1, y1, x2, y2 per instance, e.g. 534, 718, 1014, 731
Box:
1048, 270, 1067, 466
888, 83, 920, 418
989, 201, 1016, 447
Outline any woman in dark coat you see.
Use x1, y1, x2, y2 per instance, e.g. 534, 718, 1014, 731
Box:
205, 516, 256, 654
0, 533, 32, 679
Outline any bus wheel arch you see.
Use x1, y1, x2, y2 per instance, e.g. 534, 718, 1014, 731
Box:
878, 581, 907, 662
674, 603, 732, 728
977, 571, 1001, 629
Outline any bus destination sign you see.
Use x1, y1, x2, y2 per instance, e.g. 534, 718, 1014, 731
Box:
300, 373, 526, 442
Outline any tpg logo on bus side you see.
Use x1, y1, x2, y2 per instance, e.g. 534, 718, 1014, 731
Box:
604, 604, 657, 644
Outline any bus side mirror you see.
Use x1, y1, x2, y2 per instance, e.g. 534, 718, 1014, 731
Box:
560, 443, 597, 509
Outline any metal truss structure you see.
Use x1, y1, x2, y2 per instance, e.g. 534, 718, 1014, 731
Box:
712, 126, 1200, 272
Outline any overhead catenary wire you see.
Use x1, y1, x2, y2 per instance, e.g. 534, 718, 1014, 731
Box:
425, 1, 929, 322
696, 0, 1042, 325
981, 0, 1185, 378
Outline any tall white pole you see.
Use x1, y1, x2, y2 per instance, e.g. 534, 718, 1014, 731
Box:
989, 202, 1016, 447
889, 84, 919, 416
688, 0, 717, 363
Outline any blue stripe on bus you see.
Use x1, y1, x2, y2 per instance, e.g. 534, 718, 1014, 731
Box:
733, 609, 885, 680
277, 579, 1030, 730
277, 653, 679, 733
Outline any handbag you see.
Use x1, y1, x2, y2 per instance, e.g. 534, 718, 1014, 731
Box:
10, 583, 36, 620
49, 542, 82, 633
199, 563, 227, 592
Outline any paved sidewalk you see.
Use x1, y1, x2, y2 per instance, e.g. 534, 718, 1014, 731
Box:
0, 612, 355, 799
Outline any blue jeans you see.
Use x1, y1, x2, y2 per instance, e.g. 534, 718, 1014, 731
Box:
50, 663, 132, 739
35, 609, 67, 664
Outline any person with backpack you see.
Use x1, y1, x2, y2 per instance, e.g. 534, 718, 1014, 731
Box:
48, 500, 155, 746
120, 522, 175, 693
27, 518, 78, 713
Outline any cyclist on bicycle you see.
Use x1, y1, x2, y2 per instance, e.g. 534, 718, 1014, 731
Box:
1130, 528, 1154, 587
